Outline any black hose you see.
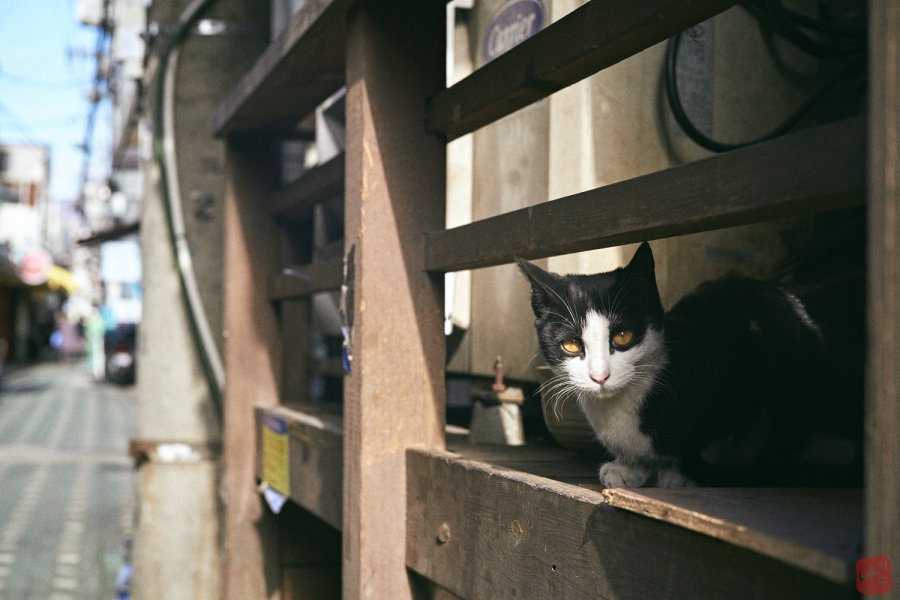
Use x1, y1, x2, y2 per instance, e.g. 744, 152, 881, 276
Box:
664, 3, 865, 153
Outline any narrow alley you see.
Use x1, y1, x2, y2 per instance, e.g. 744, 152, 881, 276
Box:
0, 361, 135, 599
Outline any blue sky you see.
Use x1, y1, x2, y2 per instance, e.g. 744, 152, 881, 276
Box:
0, 0, 111, 204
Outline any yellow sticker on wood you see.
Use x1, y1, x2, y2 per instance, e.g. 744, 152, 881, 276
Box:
262, 415, 290, 495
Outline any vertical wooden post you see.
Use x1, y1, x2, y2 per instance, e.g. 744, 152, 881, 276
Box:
866, 0, 900, 571
280, 298, 311, 405
343, 3, 447, 598
223, 134, 283, 599
280, 219, 314, 406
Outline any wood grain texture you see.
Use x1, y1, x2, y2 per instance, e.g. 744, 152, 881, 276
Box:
278, 299, 310, 404
428, 0, 736, 141
408, 449, 856, 600
213, 0, 347, 135
865, 0, 900, 576
443, 440, 861, 585
426, 118, 865, 273
342, 4, 447, 599
278, 502, 342, 600
271, 153, 345, 221
256, 405, 344, 530
222, 134, 283, 599
601, 488, 861, 586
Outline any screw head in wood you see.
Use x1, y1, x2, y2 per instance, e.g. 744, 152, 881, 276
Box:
436, 522, 451, 545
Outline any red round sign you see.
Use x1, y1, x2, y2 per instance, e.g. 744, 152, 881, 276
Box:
18, 248, 52, 286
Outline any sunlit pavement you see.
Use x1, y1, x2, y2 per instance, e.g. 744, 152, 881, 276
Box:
0, 361, 135, 599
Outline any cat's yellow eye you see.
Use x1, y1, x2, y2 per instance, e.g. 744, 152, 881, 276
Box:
560, 339, 583, 355
612, 330, 634, 348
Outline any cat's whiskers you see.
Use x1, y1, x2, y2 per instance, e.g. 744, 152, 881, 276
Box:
544, 310, 578, 331
537, 373, 579, 421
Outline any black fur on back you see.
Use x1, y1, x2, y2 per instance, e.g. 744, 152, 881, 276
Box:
647, 277, 827, 485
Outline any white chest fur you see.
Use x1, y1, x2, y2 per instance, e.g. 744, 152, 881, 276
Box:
579, 390, 655, 464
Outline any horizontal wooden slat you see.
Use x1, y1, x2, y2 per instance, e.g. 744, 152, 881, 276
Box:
213, 0, 347, 136
428, 0, 736, 141
315, 239, 345, 261
426, 118, 865, 272
407, 448, 856, 600
271, 154, 345, 220
442, 440, 861, 585
256, 405, 344, 530
601, 487, 861, 586
269, 258, 343, 300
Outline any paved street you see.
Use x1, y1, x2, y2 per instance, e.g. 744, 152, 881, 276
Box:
0, 362, 135, 599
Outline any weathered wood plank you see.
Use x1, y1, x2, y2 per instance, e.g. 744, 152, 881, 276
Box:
213, 0, 347, 136
271, 153, 345, 220
256, 405, 344, 530
269, 257, 343, 300
343, 4, 447, 599
426, 118, 865, 273
407, 448, 856, 600
278, 299, 310, 404
223, 134, 283, 599
443, 441, 861, 585
428, 0, 736, 141
278, 500, 342, 600
865, 0, 900, 573
601, 487, 861, 586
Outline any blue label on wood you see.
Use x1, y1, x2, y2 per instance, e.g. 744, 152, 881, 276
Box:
263, 414, 287, 435
481, 0, 545, 64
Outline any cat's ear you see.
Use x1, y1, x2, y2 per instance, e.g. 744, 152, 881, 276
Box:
624, 242, 664, 315
516, 257, 562, 291
515, 257, 567, 317
625, 242, 656, 278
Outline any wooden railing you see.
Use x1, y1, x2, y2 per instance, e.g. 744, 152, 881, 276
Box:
217, 1, 896, 598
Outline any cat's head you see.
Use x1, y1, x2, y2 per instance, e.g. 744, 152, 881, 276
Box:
517, 242, 666, 399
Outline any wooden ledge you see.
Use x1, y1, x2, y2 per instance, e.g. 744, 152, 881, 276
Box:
255, 405, 343, 529
213, 0, 347, 136
408, 447, 859, 599
601, 487, 861, 586
271, 153, 345, 220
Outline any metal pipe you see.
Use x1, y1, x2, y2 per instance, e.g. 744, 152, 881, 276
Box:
151, 0, 224, 420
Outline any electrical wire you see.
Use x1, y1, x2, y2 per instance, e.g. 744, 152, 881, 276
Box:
665, 1, 866, 153
753, 0, 866, 58
0, 69, 89, 91
152, 0, 225, 422
0, 99, 41, 145
78, 1, 113, 195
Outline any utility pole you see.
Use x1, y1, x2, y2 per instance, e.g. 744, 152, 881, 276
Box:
134, 1, 267, 597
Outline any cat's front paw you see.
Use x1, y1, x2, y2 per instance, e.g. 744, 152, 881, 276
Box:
599, 461, 648, 488
656, 467, 696, 488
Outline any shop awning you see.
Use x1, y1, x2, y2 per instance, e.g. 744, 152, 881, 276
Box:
46, 265, 79, 293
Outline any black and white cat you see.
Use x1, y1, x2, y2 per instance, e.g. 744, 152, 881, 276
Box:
518, 242, 853, 488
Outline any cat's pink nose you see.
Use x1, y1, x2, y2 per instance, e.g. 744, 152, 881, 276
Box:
591, 371, 610, 385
